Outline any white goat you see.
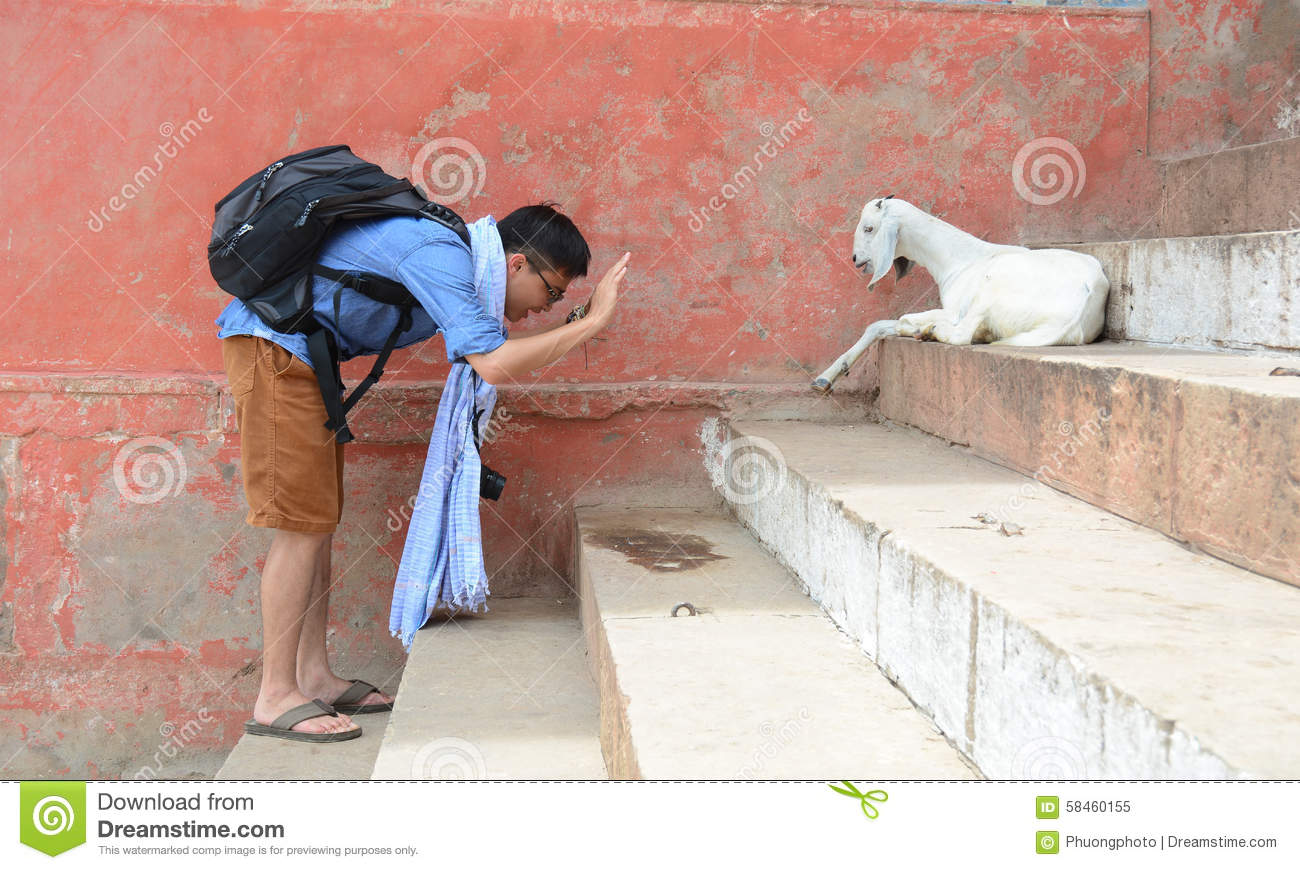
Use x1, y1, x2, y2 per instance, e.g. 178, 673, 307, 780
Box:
812, 195, 1109, 393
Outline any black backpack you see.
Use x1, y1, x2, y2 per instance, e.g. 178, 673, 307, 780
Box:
207, 144, 472, 444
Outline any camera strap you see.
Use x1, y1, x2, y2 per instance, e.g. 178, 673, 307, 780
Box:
469, 369, 486, 453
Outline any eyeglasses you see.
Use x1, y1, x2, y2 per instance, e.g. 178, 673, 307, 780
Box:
525, 255, 565, 303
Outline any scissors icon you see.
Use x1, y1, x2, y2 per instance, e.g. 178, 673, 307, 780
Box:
828, 781, 889, 819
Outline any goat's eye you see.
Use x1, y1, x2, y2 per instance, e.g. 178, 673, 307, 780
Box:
864, 225, 874, 233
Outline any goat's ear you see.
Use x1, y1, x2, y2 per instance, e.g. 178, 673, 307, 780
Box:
893, 257, 912, 281
869, 214, 900, 285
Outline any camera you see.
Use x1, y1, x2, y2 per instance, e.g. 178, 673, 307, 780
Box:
480, 464, 506, 501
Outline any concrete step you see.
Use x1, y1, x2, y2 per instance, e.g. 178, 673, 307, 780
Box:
876, 337, 1300, 589
702, 418, 1300, 778
1153, 135, 1300, 238
575, 504, 978, 779
1058, 228, 1299, 354
370, 597, 606, 779
216, 712, 393, 781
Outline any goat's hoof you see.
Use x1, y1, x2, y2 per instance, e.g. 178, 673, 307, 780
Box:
811, 378, 833, 394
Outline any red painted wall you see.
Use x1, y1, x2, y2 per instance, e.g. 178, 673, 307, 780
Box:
1149, 0, 1300, 159
3, 0, 1154, 383
3, 0, 1279, 777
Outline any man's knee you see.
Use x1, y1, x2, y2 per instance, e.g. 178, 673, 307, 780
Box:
271, 528, 333, 551
273, 527, 330, 538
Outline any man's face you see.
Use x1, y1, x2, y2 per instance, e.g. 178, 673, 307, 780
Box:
503, 251, 573, 323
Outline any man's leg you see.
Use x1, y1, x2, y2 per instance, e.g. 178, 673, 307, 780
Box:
251, 529, 358, 734
224, 334, 366, 733
294, 534, 394, 708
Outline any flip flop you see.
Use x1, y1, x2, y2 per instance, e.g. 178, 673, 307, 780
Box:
243, 699, 361, 743
328, 678, 394, 715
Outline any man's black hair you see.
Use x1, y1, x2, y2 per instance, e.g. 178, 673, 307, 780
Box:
497, 201, 591, 279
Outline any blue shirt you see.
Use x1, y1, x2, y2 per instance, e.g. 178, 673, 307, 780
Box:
214, 215, 508, 368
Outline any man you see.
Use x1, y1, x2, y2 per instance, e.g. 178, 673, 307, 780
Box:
216, 202, 629, 740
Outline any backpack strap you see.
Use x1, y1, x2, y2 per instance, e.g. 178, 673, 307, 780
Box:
304, 320, 353, 443
340, 303, 413, 418
312, 194, 472, 249
293, 195, 470, 444
305, 264, 418, 443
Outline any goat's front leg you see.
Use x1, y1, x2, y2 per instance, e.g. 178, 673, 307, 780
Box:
928, 308, 988, 345
897, 309, 951, 337
812, 319, 900, 393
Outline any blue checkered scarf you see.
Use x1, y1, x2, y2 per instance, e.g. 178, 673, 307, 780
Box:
389, 216, 506, 652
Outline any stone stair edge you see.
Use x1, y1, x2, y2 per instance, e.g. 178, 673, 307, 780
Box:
707, 415, 1300, 777
874, 336, 1300, 387
370, 597, 606, 780
1031, 226, 1297, 248
873, 336, 1300, 587
574, 501, 981, 779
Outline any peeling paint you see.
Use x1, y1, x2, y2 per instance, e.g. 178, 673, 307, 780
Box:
1149, 0, 1300, 158
1274, 97, 1300, 136
740, 319, 770, 341
499, 123, 533, 165
286, 107, 309, 151
415, 88, 492, 139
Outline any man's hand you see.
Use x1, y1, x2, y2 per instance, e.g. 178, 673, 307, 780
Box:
584, 252, 630, 329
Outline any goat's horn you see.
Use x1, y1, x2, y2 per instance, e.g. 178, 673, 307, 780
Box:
884, 193, 895, 200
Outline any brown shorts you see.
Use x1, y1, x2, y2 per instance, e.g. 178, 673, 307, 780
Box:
221, 334, 344, 534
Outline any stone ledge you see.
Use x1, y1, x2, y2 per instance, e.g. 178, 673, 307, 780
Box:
1156, 136, 1300, 237
877, 338, 1300, 589
1059, 229, 1300, 354
0, 374, 866, 441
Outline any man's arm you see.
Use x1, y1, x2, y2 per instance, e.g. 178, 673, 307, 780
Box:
465, 251, 630, 386
514, 315, 572, 337
464, 315, 604, 386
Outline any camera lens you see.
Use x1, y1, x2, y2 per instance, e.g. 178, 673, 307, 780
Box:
480, 465, 506, 501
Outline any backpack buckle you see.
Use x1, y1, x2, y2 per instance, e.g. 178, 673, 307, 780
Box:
419, 201, 451, 220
